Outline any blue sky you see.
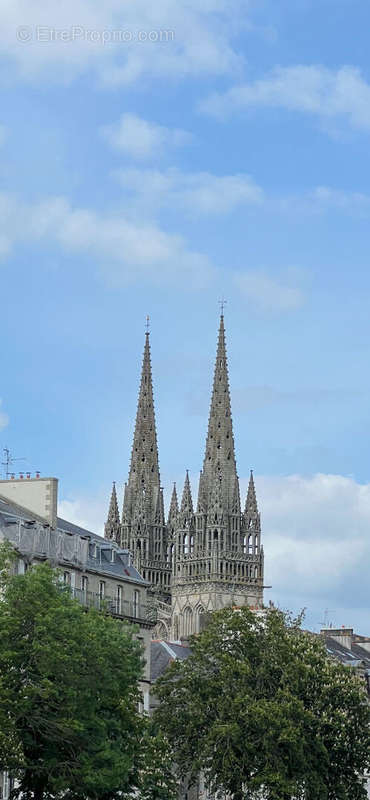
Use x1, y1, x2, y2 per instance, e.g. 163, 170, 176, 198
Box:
1, 0, 370, 633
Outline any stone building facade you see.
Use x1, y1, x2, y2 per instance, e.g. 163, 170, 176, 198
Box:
0, 488, 156, 710
0, 482, 158, 800
105, 313, 264, 638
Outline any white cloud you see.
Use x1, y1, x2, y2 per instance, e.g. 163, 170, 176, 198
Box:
61, 473, 370, 633
0, 400, 9, 431
102, 114, 191, 160
241, 473, 370, 631
306, 186, 370, 215
201, 65, 370, 132
0, 192, 215, 289
274, 186, 370, 218
59, 497, 106, 535
116, 167, 264, 214
234, 270, 304, 312
0, 0, 247, 86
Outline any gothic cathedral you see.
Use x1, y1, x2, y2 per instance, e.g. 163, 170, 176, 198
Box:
104, 313, 264, 639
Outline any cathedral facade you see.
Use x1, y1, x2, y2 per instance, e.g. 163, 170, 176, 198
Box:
105, 314, 264, 639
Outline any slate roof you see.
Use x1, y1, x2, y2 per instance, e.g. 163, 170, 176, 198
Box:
151, 640, 191, 682
150, 630, 370, 686
0, 494, 148, 586
323, 635, 370, 670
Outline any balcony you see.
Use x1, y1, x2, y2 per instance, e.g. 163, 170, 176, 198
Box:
70, 587, 158, 626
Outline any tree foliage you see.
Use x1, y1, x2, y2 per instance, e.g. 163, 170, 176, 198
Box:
0, 542, 173, 800
138, 726, 178, 800
155, 606, 370, 800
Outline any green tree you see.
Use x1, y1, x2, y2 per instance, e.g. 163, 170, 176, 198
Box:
0, 542, 145, 800
155, 606, 370, 800
138, 726, 177, 800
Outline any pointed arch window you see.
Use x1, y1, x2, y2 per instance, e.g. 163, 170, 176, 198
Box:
183, 606, 193, 638
195, 604, 206, 634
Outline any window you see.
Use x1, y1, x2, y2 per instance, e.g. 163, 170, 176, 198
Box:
183, 607, 193, 637
63, 572, 71, 585
82, 576, 88, 593
99, 581, 105, 600
133, 590, 139, 618
117, 585, 123, 614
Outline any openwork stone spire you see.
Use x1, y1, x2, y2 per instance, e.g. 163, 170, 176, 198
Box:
121, 331, 162, 525
168, 483, 179, 525
180, 471, 194, 515
201, 313, 238, 512
172, 311, 264, 640
108, 326, 171, 602
129, 331, 160, 493
245, 470, 258, 515
104, 481, 120, 541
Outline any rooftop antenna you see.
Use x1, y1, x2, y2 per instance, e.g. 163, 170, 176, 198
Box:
1, 448, 26, 479
320, 608, 336, 629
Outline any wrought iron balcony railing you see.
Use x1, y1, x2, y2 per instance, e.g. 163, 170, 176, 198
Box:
70, 587, 157, 626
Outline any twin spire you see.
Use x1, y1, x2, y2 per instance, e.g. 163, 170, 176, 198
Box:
108, 311, 259, 534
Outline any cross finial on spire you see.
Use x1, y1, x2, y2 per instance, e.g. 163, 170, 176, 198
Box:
219, 298, 227, 316
146, 315, 150, 334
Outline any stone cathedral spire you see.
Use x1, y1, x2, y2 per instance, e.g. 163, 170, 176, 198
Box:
201, 313, 237, 513
105, 312, 266, 638
105, 328, 171, 602
167, 484, 179, 526
180, 471, 194, 515
171, 312, 264, 640
104, 482, 120, 541
124, 330, 160, 513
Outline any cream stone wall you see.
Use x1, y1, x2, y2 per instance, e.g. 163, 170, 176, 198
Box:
0, 478, 58, 528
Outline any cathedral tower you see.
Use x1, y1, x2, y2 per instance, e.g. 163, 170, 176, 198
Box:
171, 313, 264, 639
105, 329, 171, 602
